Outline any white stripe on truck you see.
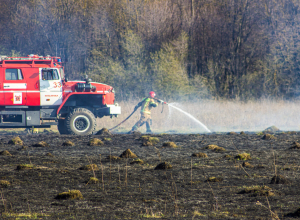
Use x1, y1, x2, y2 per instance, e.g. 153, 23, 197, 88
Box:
3, 83, 27, 89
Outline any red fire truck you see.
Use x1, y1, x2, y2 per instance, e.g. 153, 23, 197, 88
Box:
0, 55, 121, 135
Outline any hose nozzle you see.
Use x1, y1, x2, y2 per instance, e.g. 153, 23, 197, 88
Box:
159, 99, 167, 105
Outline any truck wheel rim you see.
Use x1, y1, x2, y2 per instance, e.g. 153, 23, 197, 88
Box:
73, 115, 90, 132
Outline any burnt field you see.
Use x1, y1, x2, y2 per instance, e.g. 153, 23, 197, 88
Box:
0, 131, 300, 219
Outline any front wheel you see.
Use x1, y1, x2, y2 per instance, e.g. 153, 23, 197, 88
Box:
65, 108, 96, 135
57, 119, 69, 134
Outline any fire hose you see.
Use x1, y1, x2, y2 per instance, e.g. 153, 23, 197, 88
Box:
154, 98, 167, 113
109, 99, 168, 131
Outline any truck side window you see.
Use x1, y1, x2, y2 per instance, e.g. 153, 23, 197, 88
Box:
5, 69, 23, 80
42, 69, 60, 80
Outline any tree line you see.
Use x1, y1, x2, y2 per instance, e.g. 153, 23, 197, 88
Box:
1, 0, 300, 101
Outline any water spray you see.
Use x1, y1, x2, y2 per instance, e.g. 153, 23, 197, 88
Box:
168, 103, 211, 133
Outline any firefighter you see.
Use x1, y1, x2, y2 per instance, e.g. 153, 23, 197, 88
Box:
130, 91, 161, 133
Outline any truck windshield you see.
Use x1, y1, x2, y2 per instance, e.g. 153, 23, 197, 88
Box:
59, 68, 64, 79
42, 69, 60, 80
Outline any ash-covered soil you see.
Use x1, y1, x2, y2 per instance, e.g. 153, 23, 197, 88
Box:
0, 131, 300, 219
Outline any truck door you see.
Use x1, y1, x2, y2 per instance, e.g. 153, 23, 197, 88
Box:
4, 69, 27, 105
39, 68, 63, 106
0, 67, 3, 105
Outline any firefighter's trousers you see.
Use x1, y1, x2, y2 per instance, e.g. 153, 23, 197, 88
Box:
132, 112, 152, 132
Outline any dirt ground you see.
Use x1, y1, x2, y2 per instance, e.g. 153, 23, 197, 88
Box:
0, 130, 300, 219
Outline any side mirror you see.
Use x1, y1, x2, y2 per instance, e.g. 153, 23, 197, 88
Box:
65, 77, 68, 82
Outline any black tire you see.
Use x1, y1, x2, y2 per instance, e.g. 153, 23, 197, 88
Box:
65, 108, 96, 135
57, 119, 68, 134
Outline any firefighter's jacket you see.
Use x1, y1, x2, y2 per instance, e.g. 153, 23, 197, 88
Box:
135, 97, 158, 115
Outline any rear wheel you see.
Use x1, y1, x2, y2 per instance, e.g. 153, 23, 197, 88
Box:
65, 108, 96, 135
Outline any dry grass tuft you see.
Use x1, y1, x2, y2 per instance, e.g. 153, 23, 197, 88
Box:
8, 136, 23, 145
235, 153, 251, 160
192, 152, 208, 158
262, 134, 276, 140
289, 142, 300, 149
88, 138, 104, 146
87, 177, 99, 184
79, 164, 99, 171
0, 180, 11, 187
95, 128, 112, 135
239, 185, 275, 197
106, 155, 120, 160
204, 144, 225, 152
0, 150, 12, 156
227, 132, 237, 135
55, 190, 83, 200
18, 146, 28, 151
128, 130, 142, 135
120, 149, 137, 158
130, 158, 144, 165
154, 162, 172, 170
62, 140, 74, 146
141, 136, 159, 146
45, 152, 54, 157
192, 210, 204, 217
270, 175, 290, 184
242, 161, 254, 168
2, 212, 50, 218
206, 177, 223, 182
162, 141, 178, 148
33, 141, 49, 147
16, 164, 34, 170
256, 164, 266, 169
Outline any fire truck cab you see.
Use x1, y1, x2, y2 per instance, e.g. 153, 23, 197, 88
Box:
0, 55, 121, 135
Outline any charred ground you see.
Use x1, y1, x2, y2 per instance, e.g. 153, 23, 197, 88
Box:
0, 131, 300, 219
